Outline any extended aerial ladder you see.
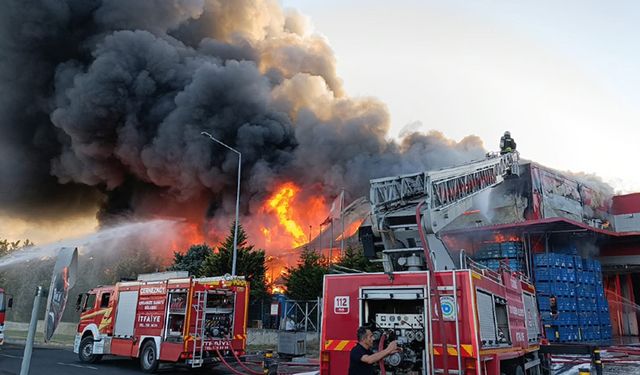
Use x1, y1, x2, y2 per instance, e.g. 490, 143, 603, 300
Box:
366, 151, 520, 272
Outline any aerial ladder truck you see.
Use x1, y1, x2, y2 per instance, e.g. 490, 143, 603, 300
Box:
320, 152, 547, 374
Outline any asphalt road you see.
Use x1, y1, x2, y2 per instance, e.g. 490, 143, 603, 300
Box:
0, 344, 245, 375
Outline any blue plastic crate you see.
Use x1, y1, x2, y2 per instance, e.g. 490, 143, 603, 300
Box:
583, 258, 596, 271
544, 326, 558, 341
557, 255, 575, 268
536, 253, 561, 267
502, 247, 524, 258
558, 296, 577, 311
558, 325, 579, 341
505, 259, 523, 271
579, 312, 597, 325
601, 324, 612, 339
535, 268, 558, 281
538, 298, 551, 310
573, 256, 583, 270
598, 312, 611, 325
557, 312, 579, 325
594, 261, 602, 272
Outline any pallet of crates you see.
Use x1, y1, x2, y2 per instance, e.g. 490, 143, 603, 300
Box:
593, 259, 612, 341
500, 241, 525, 272
473, 243, 501, 270
534, 253, 581, 342
500, 241, 524, 258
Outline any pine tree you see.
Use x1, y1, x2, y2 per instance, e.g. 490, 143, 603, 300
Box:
168, 244, 212, 277
200, 223, 267, 299
284, 248, 329, 300
336, 244, 382, 272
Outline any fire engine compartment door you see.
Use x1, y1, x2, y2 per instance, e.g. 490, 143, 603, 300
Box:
361, 288, 425, 300
522, 292, 540, 342
114, 291, 139, 337
476, 290, 498, 346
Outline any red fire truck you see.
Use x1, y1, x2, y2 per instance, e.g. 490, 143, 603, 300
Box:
321, 152, 547, 374
74, 272, 249, 372
0, 287, 12, 345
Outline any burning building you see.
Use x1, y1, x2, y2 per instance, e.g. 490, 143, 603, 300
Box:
438, 161, 640, 340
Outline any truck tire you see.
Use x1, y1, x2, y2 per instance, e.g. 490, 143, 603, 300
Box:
501, 363, 525, 375
78, 336, 103, 364
529, 364, 542, 375
140, 341, 159, 373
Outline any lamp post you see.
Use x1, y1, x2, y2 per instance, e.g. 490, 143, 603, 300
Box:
201, 131, 242, 276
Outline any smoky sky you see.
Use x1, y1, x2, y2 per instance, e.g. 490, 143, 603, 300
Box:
0, 0, 486, 225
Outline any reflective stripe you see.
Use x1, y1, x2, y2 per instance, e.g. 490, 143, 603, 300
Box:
335, 341, 350, 351
433, 344, 474, 357
324, 340, 357, 351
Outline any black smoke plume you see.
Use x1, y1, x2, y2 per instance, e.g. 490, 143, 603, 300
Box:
0, 0, 486, 234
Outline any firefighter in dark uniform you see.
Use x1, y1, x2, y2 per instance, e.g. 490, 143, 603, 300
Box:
500, 131, 516, 154
349, 326, 399, 375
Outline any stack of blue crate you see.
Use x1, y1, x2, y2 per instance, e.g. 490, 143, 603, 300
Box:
534, 253, 611, 343
534, 253, 579, 342
474, 241, 524, 272
590, 259, 612, 340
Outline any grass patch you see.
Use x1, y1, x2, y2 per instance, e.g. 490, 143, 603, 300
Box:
4, 329, 75, 347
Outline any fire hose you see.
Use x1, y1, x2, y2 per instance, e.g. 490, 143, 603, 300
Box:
230, 346, 263, 375
215, 348, 247, 375
378, 333, 387, 375
213, 341, 262, 375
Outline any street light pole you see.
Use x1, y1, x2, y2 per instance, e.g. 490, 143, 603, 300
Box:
201, 131, 242, 276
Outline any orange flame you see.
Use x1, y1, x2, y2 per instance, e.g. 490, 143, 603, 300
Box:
259, 181, 326, 250
265, 182, 307, 247
493, 233, 520, 243
168, 221, 206, 255
336, 218, 365, 241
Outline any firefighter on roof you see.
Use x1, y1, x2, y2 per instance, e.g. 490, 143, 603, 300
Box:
500, 131, 516, 154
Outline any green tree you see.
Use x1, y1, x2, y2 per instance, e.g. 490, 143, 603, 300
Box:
336, 244, 383, 273
284, 248, 329, 300
168, 244, 212, 276
200, 223, 267, 299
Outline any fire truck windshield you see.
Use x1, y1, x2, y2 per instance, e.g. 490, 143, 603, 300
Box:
82, 293, 96, 312
0, 292, 5, 312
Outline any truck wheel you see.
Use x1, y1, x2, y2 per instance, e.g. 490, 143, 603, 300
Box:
501, 363, 525, 375
140, 341, 159, 373
78, 336, 103, 363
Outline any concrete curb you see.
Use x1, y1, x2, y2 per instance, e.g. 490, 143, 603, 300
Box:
4, 321, 320, 352
3, 337, 73, 349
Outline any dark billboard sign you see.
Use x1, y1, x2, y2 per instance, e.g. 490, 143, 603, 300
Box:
44, 247, 77, 342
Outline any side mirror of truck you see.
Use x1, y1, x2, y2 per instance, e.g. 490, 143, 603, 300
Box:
75, 294, 84, 312
7, 297, 13, 309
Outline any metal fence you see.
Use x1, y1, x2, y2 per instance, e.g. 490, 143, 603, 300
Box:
281, 298, 321, 332
248, 297, 322, 332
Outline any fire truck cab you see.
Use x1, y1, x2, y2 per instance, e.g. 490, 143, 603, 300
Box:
321, 152, 546, 374
74, 272, 249, 372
